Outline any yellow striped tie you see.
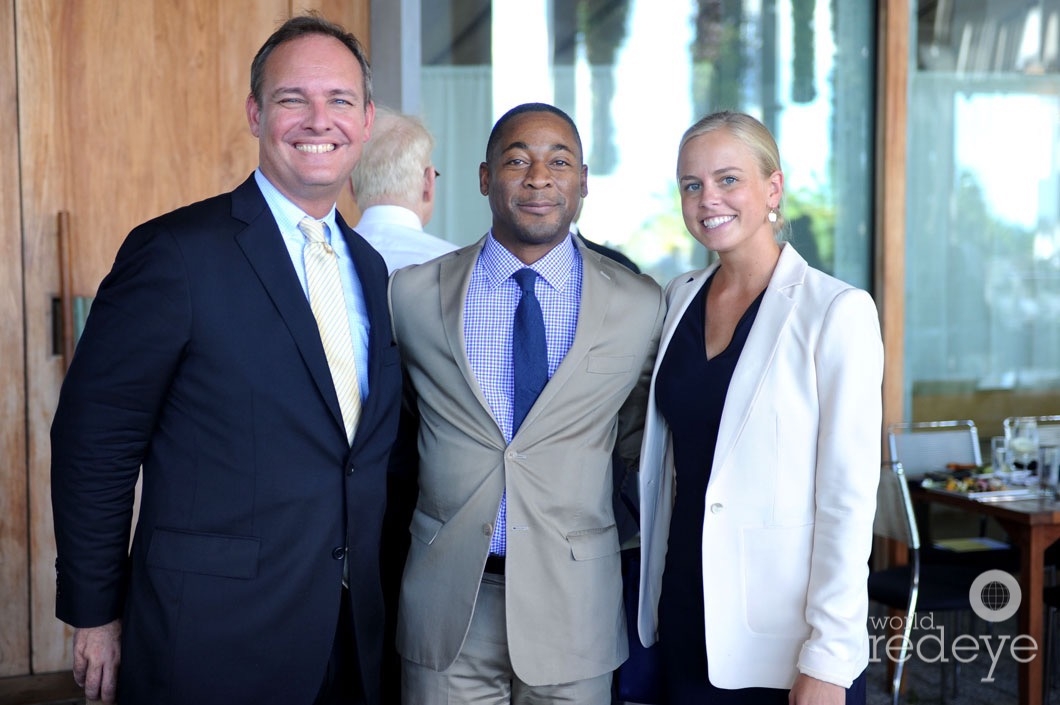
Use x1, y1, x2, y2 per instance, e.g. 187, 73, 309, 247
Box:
299, 217, 362, 445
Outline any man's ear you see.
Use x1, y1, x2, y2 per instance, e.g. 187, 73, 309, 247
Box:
246, 94, 262, 137
423, 166, 435, 204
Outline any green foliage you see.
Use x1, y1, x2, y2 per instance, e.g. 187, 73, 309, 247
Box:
627, 183, 702, 283
784, 186, 835, 266
627, 180, 848, 281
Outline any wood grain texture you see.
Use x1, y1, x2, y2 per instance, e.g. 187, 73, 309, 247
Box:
0, 0, 31, 678
17, 2, 71, 675
876, 0, 909, 443
17, 0, 370, 675
0, 670, 81, 705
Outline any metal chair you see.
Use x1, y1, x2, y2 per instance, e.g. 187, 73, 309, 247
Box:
1022, 417, 1060, 672
868, 461, 980, 705
1003, 414, 1060, 451
1041, 583, 1060, 699
887, 420, 1018, 571
887, 420, 982, 480
1039, 416, 1060, 449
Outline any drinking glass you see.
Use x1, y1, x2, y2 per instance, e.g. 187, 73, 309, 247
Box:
1008, 416, 1040, 477
991, 436, 1010, 483
1041, 445, 1060, 498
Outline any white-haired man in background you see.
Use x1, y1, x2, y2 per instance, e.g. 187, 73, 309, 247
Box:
351, 106, 457, 272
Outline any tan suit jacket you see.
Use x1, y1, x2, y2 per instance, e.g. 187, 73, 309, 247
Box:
389, 236, 664, 685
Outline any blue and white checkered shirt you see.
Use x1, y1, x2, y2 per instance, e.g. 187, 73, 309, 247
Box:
465, 232, 582, 554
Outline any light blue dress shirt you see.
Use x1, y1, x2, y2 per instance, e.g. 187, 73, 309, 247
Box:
465, 232, 582, 554
254, 169, 370, 397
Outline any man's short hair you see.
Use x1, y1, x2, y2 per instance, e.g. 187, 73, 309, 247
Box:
249, 13, 372, 108
484, 102, 583, 165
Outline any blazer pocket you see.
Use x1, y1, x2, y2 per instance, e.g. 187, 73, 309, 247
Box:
146, 528, 260, 579
409, 508, 443, 545
586, 355, 634, 375
566, 524, 620, 560
741, 523, 813, 635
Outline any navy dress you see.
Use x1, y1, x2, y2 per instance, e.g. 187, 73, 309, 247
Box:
654, 274, 866, 705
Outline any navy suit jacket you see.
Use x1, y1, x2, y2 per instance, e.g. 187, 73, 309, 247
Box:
51, 175, 402, 705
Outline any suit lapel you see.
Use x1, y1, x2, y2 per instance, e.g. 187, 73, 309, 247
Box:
336, 212, 388, 433
439, 240, 504, 435
711, 244, 804, 475
231, 177, 345, 435
519, 245, 610, 430
657, 265, 716, 377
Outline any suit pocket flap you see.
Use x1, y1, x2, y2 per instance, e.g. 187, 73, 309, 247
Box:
146, 528, 260, 579
566, 524, 620, 560
409, 509, 443, 545
586, 355, 634, 374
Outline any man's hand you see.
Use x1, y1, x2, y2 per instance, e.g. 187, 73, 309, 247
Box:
789, 673, 844, 705
72, 619, 122, 704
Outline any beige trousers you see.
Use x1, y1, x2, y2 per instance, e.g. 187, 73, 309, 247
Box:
401, 573, 613, 705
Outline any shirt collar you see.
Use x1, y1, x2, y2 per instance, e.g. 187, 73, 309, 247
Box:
357, 205, 424, 232
254, 169, 338, 241
478, 231, 579, 292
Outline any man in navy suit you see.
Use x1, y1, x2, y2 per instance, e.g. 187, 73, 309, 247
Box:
50, 14, 400, 705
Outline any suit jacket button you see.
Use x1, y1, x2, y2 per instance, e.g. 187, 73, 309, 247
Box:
346, 464, 354, 475
709, 503, 723, 514
332, 546, 346, 560
482, 523, 493, 536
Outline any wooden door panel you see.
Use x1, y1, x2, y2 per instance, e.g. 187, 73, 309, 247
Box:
0, 0, 30, 678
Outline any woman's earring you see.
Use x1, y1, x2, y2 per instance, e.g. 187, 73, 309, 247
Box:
767, 209, 778, 224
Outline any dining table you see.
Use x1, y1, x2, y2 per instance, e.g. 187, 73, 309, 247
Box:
909, 483, 1060, 705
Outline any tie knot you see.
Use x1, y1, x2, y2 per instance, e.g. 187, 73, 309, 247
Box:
513, 268, 538, 295
298, 216, 327, 244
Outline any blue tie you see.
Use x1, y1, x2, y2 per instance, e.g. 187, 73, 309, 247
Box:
512, 268, 548, 429
491, 268, 548, 557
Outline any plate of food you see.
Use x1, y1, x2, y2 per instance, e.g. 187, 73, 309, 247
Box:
921, 473, 1042, 501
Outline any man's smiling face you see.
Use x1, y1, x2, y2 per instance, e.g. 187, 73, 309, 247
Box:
246, 33, 373, 217
479, 110, 588, 264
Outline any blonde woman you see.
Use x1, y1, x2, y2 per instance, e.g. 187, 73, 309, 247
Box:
637, 112, 882, 704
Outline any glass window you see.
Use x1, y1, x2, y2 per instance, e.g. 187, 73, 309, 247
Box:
420, 0, 875, 290
907, 0, 1060, 438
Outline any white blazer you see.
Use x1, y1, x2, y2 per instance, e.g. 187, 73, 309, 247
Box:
637, 243, 883, 689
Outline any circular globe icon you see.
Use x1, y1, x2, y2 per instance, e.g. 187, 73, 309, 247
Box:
970, 570, 1020, 622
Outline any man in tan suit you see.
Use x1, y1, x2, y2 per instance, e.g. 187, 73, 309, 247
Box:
388, 103, 664, 704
